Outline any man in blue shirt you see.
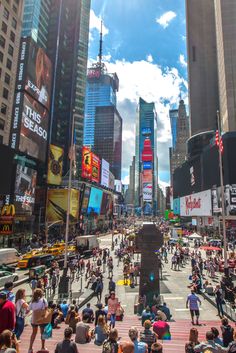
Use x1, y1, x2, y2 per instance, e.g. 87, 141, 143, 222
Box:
60, 300, 69, 319
129, 327, 148, 353
186, 289, 201, 325
2, 282, 15, 302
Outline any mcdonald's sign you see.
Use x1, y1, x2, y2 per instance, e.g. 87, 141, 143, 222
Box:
0, 204, 15, 217
0, 220, 13, 235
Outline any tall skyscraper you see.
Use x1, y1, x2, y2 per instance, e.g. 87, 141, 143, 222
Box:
94, 106, 122, 180
169, 99, 189, 185
214, 0, 236, 132
169, 109, 178, 149
135, 97, 158, 215
83, 26, 119, 149
21, 0, 51, 50
186, 0, 219, 136
47, 0, 91, 173
0, 0, 24, 145
125, 156, 135, 206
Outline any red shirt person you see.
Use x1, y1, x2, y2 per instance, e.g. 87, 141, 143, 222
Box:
152, 316, 171, 340
0, 291, 16, 334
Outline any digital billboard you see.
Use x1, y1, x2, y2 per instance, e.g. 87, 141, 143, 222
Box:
180, 190, 212, 217
109, 171, 115, 190
143, 162, 152, 170
81, 186, 91, 215
100, 193, 112, 215
143, 183, 152, 201
142, 170, 152, 183
87, 187, 103, 215
10, 92, 49, 162
81, 146, 92, 179
142, 127, 152, 136
46, 189, 79, 223
91, 153, 100, 183
47, 145, 64, 185
16, 38, 52, 110
14, 164, 37, 215
101, 159, 109, 188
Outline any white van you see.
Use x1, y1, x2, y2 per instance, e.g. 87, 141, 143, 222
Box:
76, 235, 99, 250
0, 249, 20, 265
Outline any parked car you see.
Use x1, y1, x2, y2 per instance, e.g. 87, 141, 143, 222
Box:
0, 271, 18, 288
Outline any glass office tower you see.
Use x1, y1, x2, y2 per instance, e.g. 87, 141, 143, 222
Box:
21, 0, 51, 50
83, 66, 119, 148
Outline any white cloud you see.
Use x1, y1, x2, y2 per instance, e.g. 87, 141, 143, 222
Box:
146, 54, 153, 63
158, 180, 170, 195
179, 54, 187, 68
122, 175, 129, 185
101, 57, 187, 184
89, 9, 109, 41
156, 11, 177, 29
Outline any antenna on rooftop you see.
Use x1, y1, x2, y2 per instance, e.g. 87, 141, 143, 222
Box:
98, 20, 103, 67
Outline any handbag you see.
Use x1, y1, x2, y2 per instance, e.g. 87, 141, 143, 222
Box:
34, 300, 53, 325
42, 323, 52, 340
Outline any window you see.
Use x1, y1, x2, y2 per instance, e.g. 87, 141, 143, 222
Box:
192, 46, 196, 62
0, 52, 3, 62
3, 8, 9, 20
8, 44, 13, 56
3, 88, 9, 99
12, 18, 17, 30
1, 22, 8, 34
6, 59, 12, 70
10, 31, 15, 43
0, 119, 5, 131
0, 35, 6, 49
4, 73, 10, 85
12, 4, 17, 13
1, 103, 7, 115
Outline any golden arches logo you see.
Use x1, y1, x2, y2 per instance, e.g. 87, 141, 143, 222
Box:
1, 204, 15, 217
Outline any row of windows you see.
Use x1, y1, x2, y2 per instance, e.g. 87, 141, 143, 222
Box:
0, 39, 14, 57
0, 51, 12, 69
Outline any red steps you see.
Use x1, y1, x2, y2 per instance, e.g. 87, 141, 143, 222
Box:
20, 316, 223, 353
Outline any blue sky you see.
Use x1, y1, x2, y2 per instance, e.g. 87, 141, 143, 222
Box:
88, 0, 188, 188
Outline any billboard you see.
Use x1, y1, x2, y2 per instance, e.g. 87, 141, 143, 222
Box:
109, 171, 115, 190
141, 138, 153, 162
47, 145, 64, 185
180, 190, 212, 217
143, 183, 152, 201
101, 159, 109, 188
142, 127, 152, 136
46, 189, 79, 223
81, 146, 92, 179
212, 184, 236, 216
81, 186, 91, 215
143, 169, 152, 183
173, 198, 180, 215
91, 153, 100, 183
115, 180, 122, 193
100, 192, 113, 216
87, 187, 103, 215
11, 92, 49, 162
14, 164, 37, 215
16, 38, 52, 110
143, 161, 152, 170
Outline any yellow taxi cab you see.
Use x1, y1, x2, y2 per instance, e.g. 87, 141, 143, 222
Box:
45, 247, 64, 257
67, 245, 76, 253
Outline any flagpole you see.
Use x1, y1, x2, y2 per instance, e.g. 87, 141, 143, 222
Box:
64, 112, 75, 269
217, 110, 228, 276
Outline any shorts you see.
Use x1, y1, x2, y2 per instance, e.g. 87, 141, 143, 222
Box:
31, 323, 47, 328
190, 309, 199, 317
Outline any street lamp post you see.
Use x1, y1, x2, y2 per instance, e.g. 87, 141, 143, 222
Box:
217, 110, 228, 276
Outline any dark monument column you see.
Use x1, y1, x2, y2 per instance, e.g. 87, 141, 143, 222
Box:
136, 222, 163, 306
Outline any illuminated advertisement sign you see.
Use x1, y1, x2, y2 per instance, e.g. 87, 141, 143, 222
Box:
173, 198, 180, 215
91, 153, 100, 183
87, 67, 101, 79
0, 220, 13, 235
47, 145, 64, 185
143, 183, 152, 201
81, 146, 92, 179
143, 161, 152, 170
10, 92, 49, 162
141, 138, 153, 162
87, 187, 103, 215
142, 127, 152, 135
101, 159, 109, 188
180, 190, 212, 217
14, 164, 37, 215
100, 193, 113, 216
81, 186, 91, 215
46, 189, 79, 223
16, 38, 52, 110
142, 170, 152, 183
109, 171, 115, 190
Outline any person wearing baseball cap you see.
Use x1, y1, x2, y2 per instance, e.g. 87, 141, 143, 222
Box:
0, 291, 15, 334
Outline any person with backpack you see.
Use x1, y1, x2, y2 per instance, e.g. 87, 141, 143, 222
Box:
102, 328, 119, 353
221, 318, 234, 347
108, 278, 116, 294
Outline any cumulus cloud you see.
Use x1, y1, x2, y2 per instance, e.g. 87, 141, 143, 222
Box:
101, 58, 187, 183
156, 11, 177, 29
89, 9, 109, 42
179, 54, 187, 68
146, 54, 153, 63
